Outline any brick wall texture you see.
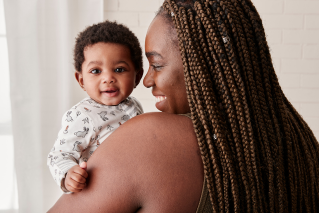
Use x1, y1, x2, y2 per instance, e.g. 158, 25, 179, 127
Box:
104, 0, 319, 139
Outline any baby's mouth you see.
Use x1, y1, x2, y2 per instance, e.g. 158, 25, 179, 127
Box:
103, 88, 118, 93
102, 89, 119, 97
155, 96, 166, 103
105, 90, 117, 93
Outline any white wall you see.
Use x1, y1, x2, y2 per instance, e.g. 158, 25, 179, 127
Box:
104, 0, 319, 139
254, 0, 319, 139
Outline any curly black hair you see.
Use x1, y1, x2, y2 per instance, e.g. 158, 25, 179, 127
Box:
73, 20, 143, 73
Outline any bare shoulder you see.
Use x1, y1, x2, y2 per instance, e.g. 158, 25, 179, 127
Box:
118, 112, 195, 137
126, 111, 194, 128
48, 112, 203, 213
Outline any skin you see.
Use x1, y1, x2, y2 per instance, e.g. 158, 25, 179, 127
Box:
64, 162, 88, 193
143, 19, 190, 114
48, 16, 203, 213
64, 42, 143, 192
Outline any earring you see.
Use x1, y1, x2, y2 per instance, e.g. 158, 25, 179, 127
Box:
223, 36, 230, 43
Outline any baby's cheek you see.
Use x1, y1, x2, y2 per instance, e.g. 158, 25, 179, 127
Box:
119, 82, 134, 99
123, 78, 135, 90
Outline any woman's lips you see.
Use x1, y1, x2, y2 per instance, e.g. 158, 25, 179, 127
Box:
155, 96, 166, 103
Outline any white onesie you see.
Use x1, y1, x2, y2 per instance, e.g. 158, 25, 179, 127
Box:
47, 96, 143, 193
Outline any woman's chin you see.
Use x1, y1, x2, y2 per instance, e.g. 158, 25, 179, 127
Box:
155, 99, 168, 112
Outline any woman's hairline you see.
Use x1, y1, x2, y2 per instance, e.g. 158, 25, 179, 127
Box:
155, 7, 179, 47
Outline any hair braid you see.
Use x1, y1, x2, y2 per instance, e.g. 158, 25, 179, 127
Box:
223, 1, 279, 211
158, 0, 319, 212
191, 4, 236, 210
163, 2, 221, 212
200, 2, 260, 212
174, 3, 229, 212
216, 5, 267, 210
185, 6, 231, 212
184, 3, 244, 212
236, 2, 297, 211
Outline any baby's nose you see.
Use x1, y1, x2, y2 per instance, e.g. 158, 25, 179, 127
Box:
102, 72, 116, 83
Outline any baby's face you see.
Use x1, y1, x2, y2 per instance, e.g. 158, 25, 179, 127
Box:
76, 42, 137, 106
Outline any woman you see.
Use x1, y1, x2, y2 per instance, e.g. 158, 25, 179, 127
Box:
48, 0, 319, 212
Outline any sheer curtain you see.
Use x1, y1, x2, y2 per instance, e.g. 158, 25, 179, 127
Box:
4, 0, 103, 212
0, 0, 18, 212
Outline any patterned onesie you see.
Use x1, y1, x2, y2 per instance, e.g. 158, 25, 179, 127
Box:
47, 96, 143, 193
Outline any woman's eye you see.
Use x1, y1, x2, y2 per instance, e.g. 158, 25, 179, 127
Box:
114, 68, 125, 73
152, 65, 163, 71
91, 69, 101, 74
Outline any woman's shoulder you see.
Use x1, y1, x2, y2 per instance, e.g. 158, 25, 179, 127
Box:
124, 111, 193, 129
48, 112, 203, 213
100, 112, 198, 165
92, 112, 203, 211
115, 112, 196, 146
127, 111, 196, 131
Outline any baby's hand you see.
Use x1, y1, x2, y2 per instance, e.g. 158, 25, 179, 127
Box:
64, 162, 88, 193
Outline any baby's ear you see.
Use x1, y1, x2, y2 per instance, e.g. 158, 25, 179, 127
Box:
75, 71, 85, 91
134, 69, 144, 88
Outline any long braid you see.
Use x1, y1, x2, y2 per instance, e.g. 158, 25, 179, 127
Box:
158, 0, 319, 212
194, 6, 234, 210
216, 2, 285, 211
167, 1, 233, 211
235, 2, 293, 211
179, 2, 243, 212
198, 1, 260, 211
200, 2, 259, 212
217, 3, 268, 211
225, 1, 277, 211
186, 5, 230, 212
163, 2, 220, 212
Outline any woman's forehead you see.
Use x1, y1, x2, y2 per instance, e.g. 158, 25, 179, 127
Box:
145, 16, 176, 56
146, 17, 169, 42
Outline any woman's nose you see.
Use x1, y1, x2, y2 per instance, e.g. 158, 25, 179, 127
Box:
102, 71, 116, 84
143, 68, 154, 88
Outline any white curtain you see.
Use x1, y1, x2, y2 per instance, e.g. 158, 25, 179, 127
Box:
4, 0, 103, 212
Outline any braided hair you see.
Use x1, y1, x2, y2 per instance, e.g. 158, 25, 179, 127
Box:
158, 0, 319, 212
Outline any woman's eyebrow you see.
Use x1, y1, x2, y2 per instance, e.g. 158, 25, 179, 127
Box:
146, 51, 163, 59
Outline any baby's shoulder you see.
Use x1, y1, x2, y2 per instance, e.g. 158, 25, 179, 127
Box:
121, 96, 144, 114
61, 98, 101, 120
71, 98, 111, 113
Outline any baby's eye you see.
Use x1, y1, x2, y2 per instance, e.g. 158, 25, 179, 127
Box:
114, 68, 125, 73
91, 69, 101, 74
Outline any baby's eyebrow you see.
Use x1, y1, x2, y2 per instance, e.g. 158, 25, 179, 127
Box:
87, 61, 102, 68
146, 51, 163, 59
115, 60, 130, 67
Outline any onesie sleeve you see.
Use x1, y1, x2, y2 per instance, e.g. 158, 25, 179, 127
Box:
47, 107, 96, 193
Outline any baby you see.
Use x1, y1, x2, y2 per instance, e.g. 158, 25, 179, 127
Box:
47, 20, 144, 193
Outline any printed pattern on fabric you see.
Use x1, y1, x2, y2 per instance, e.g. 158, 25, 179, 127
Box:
47, 96, 143, 193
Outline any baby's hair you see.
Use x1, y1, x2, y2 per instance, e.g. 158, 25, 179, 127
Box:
73, 20, 143, 73
159, 0, 319, 212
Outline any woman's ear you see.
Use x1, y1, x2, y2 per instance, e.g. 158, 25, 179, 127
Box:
134, 69, 144, 88
75, 71, 86, 91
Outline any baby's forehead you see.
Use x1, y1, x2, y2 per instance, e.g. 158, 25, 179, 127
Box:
82, 42, 138, 71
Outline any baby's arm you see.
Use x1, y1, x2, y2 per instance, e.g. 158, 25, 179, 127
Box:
47, 108, 95, 193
